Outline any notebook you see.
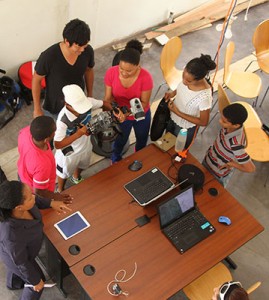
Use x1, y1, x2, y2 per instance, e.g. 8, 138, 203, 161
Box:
124, 167, 175, 206
157, 186, 215, 254
153, 132, 176, 152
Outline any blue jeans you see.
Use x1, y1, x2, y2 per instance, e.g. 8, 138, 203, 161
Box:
166, 119, 198, 150
112, 110, 151, 163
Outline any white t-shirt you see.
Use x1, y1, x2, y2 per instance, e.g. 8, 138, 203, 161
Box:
54, 98, 103, 154
54, 99, 103, 178
171, 82, 212, 129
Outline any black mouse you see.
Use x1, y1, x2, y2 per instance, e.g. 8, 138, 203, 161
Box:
208, 187, 218, 196
128, 160, 142, 171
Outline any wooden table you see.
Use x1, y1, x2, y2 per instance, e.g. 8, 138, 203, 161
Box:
41, 144, 214, 292
42, 144, 214, 268
70, 174, 264, 300
42, 144, 263, 298
70, 177, 263, 299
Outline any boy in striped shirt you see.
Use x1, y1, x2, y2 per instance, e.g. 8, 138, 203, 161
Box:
203, 103, 255, 187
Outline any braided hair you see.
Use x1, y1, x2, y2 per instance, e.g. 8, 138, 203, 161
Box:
0, 181, 23, 221
185, 54, 216, 81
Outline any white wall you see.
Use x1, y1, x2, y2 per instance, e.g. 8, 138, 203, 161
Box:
0, 0, 208, 78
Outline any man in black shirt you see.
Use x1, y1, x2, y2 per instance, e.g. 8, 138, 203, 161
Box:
32, 19, 95, 119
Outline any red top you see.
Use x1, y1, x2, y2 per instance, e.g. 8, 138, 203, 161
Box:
104, 66, 153, 120
17, 126, 56, 192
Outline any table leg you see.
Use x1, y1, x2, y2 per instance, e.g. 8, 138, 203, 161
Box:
224, 256, 237, 270
44, 236, 70, 297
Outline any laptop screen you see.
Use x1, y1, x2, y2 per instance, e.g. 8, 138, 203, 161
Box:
158, 186, 195, 229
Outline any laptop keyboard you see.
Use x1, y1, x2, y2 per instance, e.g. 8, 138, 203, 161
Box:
164, 210, 207, 237
135, 179, 170, 202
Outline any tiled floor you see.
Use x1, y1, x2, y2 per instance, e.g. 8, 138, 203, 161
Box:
0, 3, 269, 299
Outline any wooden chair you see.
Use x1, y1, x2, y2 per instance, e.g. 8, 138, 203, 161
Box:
201, 84, 231, 134
252, 19, 269, 107
153, 37, 182, 100
183, 262, 261, 300
223, 41, 262, 107
234, 101, 269, 162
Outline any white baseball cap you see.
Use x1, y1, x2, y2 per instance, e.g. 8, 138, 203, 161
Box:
62, 84, 92, 114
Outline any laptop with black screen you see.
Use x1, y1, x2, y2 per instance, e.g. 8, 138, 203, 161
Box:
157, 185, 215, 254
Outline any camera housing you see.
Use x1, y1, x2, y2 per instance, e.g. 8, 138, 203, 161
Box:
130, 98, 145, 121
85, 111, 119, 135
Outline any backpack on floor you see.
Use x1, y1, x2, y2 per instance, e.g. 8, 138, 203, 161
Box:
0, 75, 23, 128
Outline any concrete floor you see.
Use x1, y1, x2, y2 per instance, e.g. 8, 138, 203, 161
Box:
0, 2, 269, 299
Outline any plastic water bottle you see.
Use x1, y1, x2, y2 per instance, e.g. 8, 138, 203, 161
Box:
175, 129, 187, 152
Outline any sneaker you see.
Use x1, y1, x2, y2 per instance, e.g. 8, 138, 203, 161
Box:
69, 176, 84, 185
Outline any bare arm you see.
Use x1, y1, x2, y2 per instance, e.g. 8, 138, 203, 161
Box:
140, 90, 152, 110
220, 160, 256, 173
84, 67, 94, 97
164, 90, 177, 100
34, 188, 73, 203
54, 126, 88, 149
104, 85, 114, 102
32, 72, 45, 118
168, 100, 210, 127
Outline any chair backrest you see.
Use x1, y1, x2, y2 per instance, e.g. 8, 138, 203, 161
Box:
160, 37, 182, 90
252, 19, 269, 55
218, 84, 231, 113
183, 262, 232, 300
183, 262, 261, 300
235, 101, 262, 129
252, 19, 269, 73
223, 41, 235, 84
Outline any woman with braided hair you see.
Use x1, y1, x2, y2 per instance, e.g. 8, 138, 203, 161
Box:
0, 181, 71, 299
164, 54, 216, 158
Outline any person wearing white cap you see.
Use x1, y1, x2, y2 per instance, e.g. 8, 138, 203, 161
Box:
54, 84, 109, 192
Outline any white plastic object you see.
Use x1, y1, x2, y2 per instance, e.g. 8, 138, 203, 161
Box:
175, 128, 187, 152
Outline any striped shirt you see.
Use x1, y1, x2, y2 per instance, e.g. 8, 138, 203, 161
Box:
204, 127, 250, 178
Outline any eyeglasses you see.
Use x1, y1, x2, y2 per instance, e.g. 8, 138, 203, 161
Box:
218, 281, 242, 300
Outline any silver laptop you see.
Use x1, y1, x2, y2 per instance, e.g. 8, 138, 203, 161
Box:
124, 167, 175, 206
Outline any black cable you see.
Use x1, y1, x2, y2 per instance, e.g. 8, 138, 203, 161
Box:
165, 151, 179, 182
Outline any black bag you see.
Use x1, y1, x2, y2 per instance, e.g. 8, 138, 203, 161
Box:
177, 164, 205, 192
0, 166, 7, 184
0, 75, 23, 129
150, 97, 170, 141
0, 99, 15, 129
0, 76, 22, 112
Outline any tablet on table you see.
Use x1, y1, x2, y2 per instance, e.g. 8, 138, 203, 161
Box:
54, 211, 90, 240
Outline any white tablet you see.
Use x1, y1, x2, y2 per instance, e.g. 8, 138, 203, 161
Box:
54, 211, 90, 240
